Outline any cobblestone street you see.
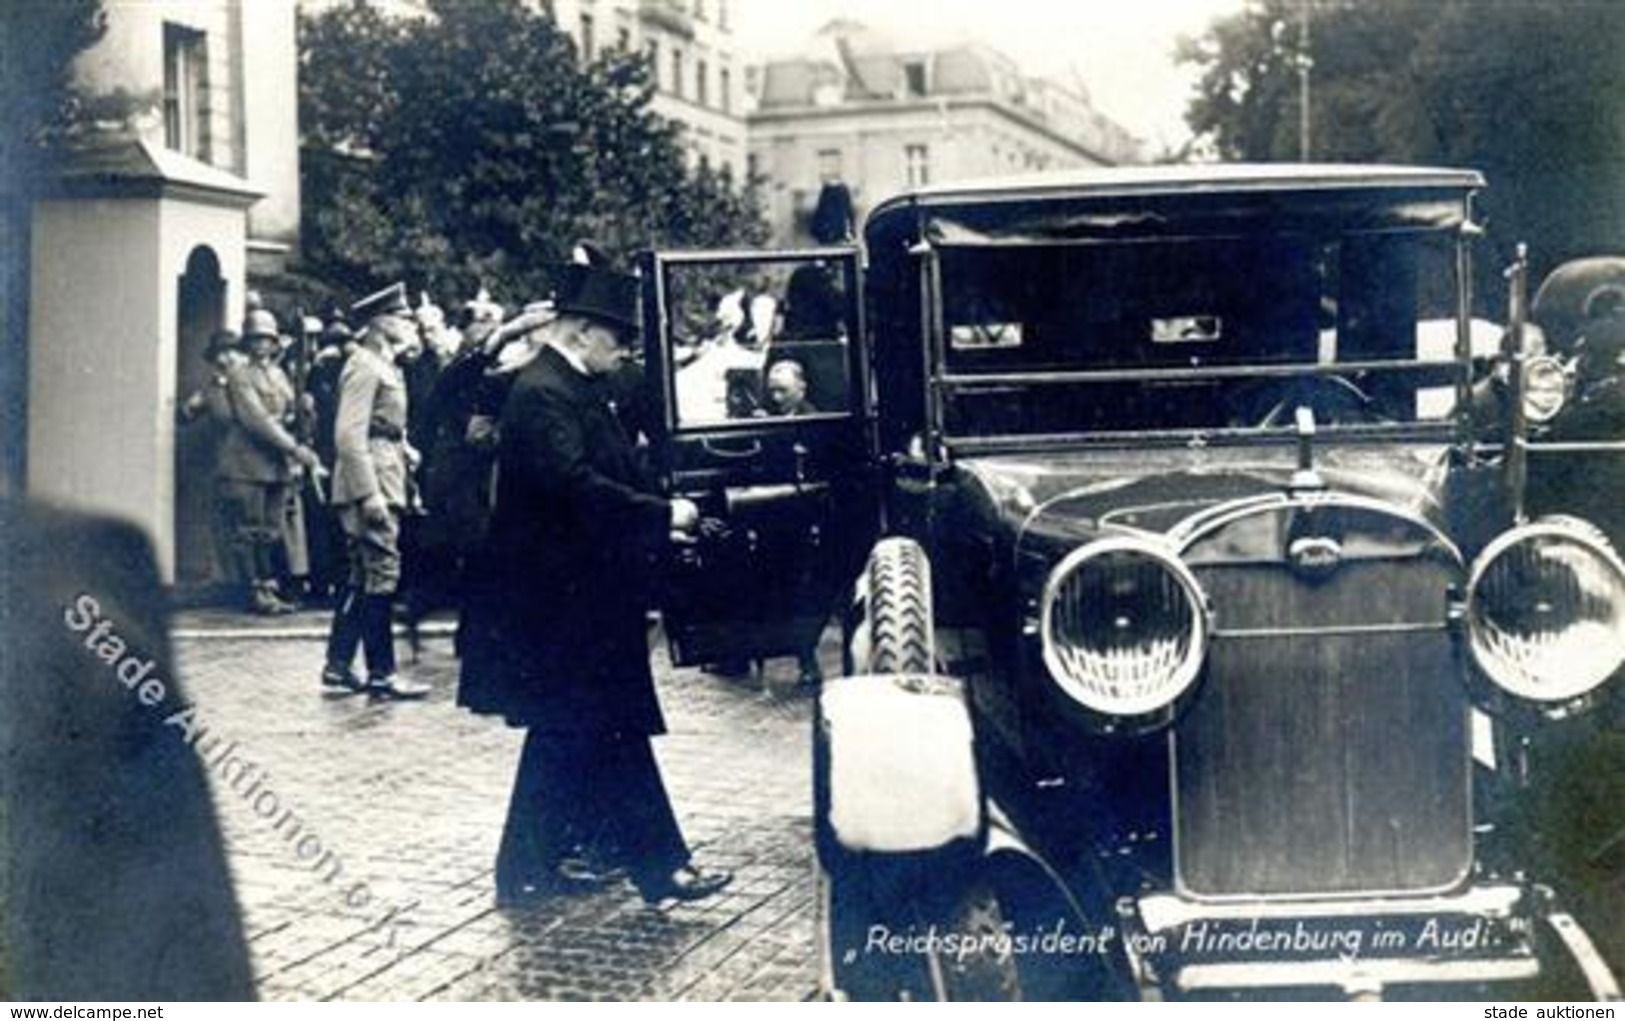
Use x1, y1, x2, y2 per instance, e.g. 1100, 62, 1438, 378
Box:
172, 612, 823, 1001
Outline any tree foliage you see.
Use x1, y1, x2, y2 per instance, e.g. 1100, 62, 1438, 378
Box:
298, 0, 768, 303
1177, 0, 1625, 282
0, 0, 107, 187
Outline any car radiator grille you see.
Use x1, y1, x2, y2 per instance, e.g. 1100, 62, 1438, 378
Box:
1172, 557, 1471, 898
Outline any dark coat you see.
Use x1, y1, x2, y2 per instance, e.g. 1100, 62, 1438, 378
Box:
306, 348, 348, 468
420, 346, 509, 547
457, 346, 672, 733
1, 499, 255, 1000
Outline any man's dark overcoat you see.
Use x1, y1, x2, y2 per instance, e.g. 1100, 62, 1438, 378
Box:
2, 499, 255, 999
457, 345, 671, 733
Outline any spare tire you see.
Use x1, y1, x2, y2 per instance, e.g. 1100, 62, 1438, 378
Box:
861, 537, 934, 675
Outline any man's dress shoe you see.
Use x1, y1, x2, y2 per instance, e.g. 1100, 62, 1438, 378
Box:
640, 865, 733, 904
365, 675, 431, 700
320, 665, 365, 693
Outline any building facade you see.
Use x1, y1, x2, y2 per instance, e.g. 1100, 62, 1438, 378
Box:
747, 22, 1143, 243
549, 0, 748, 179
18, 0, 301, 583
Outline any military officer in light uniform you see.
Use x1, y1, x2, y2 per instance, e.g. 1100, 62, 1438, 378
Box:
321, 283, 430, 699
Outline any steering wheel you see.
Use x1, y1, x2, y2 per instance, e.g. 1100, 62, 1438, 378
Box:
1230, 375, 1391, 428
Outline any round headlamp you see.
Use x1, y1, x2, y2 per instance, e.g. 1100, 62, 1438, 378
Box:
1040, 538, 1209, 718
1466, 519, 1625, 703
1521, 355, 1569, 424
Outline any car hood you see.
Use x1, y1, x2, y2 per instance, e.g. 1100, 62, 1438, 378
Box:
956, 442, 1453, 556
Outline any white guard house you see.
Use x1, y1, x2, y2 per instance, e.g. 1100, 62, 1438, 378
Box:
20, 0, 300, 585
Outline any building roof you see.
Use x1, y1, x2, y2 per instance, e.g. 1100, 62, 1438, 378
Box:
752, 20, 1140, 164
36, 136, 263, 207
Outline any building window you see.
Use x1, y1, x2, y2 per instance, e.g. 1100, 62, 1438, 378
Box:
616, 26, 631, 51
672, 47, 684, 99
693, 0, 706, 20
902, 59, 928, 98
579, 12, 594, 61
696, 58, 708, 106
817, 148, 843, 184
746, 152, 759, 182
718, 0, 728, 31
647, 38, 660, 88
905, 144, 931, 187
163, 23, 208, 159
719, 67, 731, 113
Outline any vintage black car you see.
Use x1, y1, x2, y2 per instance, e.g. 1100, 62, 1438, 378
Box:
638, 165, 1625, 1000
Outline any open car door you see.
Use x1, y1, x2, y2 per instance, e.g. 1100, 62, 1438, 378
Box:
640, 246, 878, 669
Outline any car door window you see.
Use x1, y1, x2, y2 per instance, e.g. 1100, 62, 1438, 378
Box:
658, 255, 856, 431
639, 247, 873, 670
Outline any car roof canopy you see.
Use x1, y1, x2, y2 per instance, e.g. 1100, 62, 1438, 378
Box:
864, 163, 1485, 254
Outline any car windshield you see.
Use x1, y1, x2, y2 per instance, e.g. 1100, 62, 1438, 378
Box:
936, 228, 1468, 439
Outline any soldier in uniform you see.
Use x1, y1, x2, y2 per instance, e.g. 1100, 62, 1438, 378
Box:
218, 309, 323, 614
320, 283, 430, 700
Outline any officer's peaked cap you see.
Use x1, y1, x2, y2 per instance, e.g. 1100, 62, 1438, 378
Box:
351, 282, 411, 322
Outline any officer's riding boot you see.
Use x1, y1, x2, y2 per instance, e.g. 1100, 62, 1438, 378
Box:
359, 592, 397, 678
361, 593, 429, 700
320, 586, 365, 692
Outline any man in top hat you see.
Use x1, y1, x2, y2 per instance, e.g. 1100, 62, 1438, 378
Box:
458, 256, 732, 906
320, 283, 430, 699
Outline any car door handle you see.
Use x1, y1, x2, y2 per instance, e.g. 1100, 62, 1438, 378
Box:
700, 437, 762, 460
724, 482, 828, 511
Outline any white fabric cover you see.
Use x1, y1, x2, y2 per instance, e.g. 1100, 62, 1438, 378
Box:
821, 676, 981, 853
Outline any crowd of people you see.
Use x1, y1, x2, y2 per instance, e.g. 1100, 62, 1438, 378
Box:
182, 283, 505, 623
180, 245, 736, 905
179, 184, 859, 905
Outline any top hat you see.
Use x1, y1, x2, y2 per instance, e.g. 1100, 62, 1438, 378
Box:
351, 282, 411, 322
552, 262, 639, 337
